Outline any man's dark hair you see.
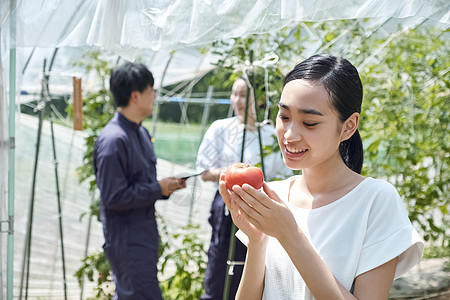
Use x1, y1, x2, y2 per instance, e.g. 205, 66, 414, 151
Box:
109, 62, 154, 107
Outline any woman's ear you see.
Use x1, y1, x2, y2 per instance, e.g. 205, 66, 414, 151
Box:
340, 112, 360, 142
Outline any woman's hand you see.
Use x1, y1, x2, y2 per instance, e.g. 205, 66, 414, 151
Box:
201, 168, 223, 182
230, 182, 298, 242
219, 175, 267, 244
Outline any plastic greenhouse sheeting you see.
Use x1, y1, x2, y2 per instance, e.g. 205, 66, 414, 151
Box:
1, 0, 449, 53
0, 0, 449, 298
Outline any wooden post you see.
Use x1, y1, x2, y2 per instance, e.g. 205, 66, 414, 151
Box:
73, 77, 83, 131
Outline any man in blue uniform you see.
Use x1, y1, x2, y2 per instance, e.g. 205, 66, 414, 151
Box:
93, 62, 186, 299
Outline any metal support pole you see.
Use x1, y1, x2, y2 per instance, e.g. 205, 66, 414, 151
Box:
253, 71, 266, 180
152, 53, 174, 137
7, 1, 17, 298
19, 60, 48, 300
200, 86, 214, 138
20, 100, 43, 299
79, 191, 95, 300
223, 50, 268, 300
50, 114, 68, 300
19, 47, 59, 299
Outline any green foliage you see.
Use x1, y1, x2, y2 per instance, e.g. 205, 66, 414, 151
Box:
73, 213, 206, 299
359, 26, 449, 244
203, 27, 306, 124
159, 223, 207, 300
202, 28, 307, 182
72, 50, 116, 196
295, 21, 449, 245
423, 244, 450, 259
74, 251, 114, 299
206, 20, 449, 246
71, 51, 116, 298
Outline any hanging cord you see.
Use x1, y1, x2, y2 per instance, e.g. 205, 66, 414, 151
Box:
233, 53, 279, 76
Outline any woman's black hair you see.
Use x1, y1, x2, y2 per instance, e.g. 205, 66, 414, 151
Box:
110, 62, 154, 107
284, 54, 364, 174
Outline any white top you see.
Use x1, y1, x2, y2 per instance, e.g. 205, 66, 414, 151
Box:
196, 117, 292, 181
236, 176, 424, 299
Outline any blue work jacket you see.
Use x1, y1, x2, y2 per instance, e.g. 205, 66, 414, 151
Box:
94, 112, 166, 299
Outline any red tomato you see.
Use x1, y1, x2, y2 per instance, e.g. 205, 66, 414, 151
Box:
224, 163, 264, 190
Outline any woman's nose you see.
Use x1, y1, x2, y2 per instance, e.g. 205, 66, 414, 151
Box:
284, 123, 302, 142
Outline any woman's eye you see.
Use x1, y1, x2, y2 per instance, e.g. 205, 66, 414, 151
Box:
304, 122, 319, 127
278, 114, 289, 120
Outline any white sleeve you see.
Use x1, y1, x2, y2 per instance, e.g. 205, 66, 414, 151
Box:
236, 230, 249, 247
356, 181, 424, 279
196, 121, 220, 172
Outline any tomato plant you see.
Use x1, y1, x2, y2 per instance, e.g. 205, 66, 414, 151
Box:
224, 163, 264, 190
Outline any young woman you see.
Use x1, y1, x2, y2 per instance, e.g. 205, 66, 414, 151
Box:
219, 54, 424, 299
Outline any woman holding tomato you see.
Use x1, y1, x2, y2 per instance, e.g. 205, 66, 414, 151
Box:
220, 54, 424, 299
196, 77, 292, 300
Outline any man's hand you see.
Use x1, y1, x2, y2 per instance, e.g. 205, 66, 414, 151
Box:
159, 177, 187, 196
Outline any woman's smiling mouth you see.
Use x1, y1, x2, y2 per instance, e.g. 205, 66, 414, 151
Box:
285, 145, 308, 154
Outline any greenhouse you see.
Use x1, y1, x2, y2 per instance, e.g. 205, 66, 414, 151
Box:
1, 0, 449, 299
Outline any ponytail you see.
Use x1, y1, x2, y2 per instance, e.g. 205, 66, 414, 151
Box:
339, 129, 363, 174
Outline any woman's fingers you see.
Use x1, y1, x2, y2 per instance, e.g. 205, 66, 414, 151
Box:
230, 192, 262, 228
262, 182, 282, 203
221, 180, 245, 221
219, 180, 232, 208
234, 183, 272, 211
224, 182, 288, 237
231, 185, 268, 220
